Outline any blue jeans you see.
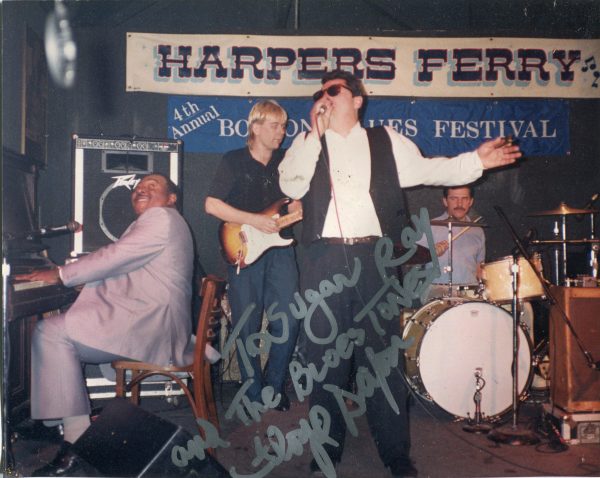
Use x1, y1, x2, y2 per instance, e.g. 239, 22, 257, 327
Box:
227, 247, 299, 402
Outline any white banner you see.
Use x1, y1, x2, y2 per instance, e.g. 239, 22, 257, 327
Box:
126, 33, 600, 98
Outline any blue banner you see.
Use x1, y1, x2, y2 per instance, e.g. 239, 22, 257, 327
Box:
168, 97, 569, 157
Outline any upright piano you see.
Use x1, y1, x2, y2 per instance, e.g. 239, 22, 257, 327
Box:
3, 150, 79, 425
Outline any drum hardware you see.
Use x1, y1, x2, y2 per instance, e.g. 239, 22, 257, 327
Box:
529, 201, 600, 285
446, 220, 454, 297
490, 205, 600, 442
552, 221, 561, 285
463, 368, 493, 434
429, 218, 488, 228
588, 196, 598, 279
564, 276, 599, 288
531, 238, 600, 244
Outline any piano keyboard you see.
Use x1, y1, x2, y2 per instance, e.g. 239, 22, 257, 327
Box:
13, 280, 50, 292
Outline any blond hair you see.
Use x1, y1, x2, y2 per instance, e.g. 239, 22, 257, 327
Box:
247, 100, 287, 146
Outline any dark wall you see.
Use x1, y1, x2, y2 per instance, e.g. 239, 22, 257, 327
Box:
3, 0, 599, 279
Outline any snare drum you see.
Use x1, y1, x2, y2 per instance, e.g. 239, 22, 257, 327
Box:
481, 254, 544, 303
423, 284, 480, 302
403, 298, 532, 419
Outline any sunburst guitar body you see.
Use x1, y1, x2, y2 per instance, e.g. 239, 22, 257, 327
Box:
219, 198, 302, 269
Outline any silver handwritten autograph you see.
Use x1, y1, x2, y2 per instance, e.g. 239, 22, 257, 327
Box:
171, 207, 441, 478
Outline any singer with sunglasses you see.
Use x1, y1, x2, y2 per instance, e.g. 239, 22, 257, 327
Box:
279, 70, 521, 477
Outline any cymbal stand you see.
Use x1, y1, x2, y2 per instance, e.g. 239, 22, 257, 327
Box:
446, 220, 454, 297
552, 221, 561, 285
560, 215, 568, 283
590, 212, 598, 279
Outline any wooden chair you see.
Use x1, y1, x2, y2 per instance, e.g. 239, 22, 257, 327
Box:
111, 275, 226, 438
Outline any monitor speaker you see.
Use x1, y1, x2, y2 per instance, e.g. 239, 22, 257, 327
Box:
71, 135, 182, 255
72, 398, 230, 477
549, 286, 600, 412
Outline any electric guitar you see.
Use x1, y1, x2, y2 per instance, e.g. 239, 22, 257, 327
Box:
219, 198, 303, 269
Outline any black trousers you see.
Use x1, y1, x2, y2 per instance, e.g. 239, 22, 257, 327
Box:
300, 240, 410, 467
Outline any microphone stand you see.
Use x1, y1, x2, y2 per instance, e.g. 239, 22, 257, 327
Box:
488, 206, 539, 445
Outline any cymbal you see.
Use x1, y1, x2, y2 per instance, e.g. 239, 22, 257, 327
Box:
430, 219, 488, 228
529, 201, 600, 216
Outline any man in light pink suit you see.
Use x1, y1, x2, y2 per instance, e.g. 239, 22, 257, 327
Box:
17, 173, 194, 477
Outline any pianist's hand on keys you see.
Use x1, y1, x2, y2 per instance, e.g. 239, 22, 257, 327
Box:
15, 268, 61, 285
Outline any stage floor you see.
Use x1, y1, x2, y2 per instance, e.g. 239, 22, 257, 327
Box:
8, 383, 600, 477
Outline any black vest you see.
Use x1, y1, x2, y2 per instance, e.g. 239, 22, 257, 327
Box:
300, 126, 408, 246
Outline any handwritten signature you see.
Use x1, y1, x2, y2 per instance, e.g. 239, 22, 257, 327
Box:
172, 207, 441, 478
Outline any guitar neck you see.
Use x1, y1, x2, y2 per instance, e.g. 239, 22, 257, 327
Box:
276, 210, 303, 228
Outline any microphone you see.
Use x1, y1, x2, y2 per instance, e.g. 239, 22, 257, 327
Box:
522, 227, 537, 248
27, 221, 82, 239
584, 192, 600, 209
576, 192, 599, 220
512, 227, 536, 255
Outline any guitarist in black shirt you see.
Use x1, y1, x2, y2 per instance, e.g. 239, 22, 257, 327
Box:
205, 100, 301, 411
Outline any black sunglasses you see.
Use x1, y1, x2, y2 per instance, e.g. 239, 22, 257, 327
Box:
312, 84, 354, 102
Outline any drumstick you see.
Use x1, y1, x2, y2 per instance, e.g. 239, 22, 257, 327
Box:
450, 216, 483, 243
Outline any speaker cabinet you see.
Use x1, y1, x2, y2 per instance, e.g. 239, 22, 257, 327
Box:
71, 135, 182, 255
549, 286, 600, 412
73, 398, 230, 477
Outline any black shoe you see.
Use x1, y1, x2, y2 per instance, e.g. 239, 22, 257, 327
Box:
274, 391, 290, 411
13, 420, 63, 443
388, 456, 418, 478
31, 441, 90, 477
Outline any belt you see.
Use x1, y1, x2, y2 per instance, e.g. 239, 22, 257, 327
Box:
321, 236, 380, 246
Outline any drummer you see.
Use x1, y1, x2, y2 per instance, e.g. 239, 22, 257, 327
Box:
419, 184, 485, 301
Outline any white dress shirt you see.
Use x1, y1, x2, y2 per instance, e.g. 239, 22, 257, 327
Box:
279, 123, 484, 238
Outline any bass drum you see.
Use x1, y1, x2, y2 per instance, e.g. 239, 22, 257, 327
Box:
403, 298, 532, 420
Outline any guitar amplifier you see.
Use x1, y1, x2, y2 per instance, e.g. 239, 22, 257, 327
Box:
71, 135, 182, 256
549, 286, 600, 412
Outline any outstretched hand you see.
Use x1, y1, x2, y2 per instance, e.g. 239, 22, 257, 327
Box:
477, 137, 522, 170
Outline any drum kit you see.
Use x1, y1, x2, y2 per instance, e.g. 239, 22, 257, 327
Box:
401, 199, 600, 442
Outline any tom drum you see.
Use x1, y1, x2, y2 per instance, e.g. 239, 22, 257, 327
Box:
481, 254, 544, 304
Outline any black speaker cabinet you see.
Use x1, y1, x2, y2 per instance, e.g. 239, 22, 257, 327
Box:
72, 398, 230, 477
549, 286, 600, 412
71, 135, 182, 255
